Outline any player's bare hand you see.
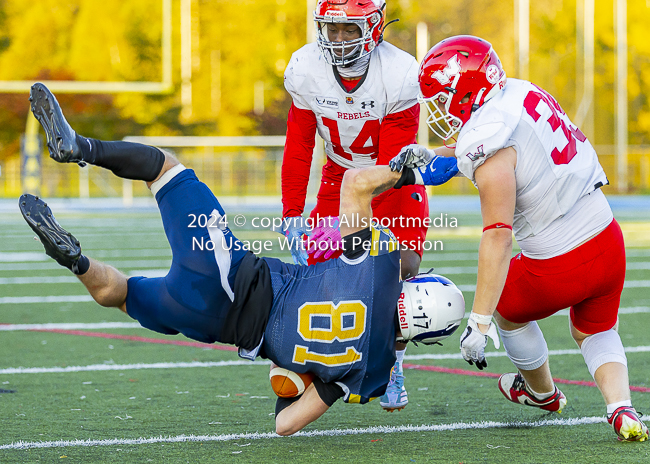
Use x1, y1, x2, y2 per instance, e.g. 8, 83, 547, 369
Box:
389, 144, 434, 172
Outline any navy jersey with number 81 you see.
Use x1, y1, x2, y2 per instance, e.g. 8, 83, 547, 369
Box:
262, 227, 402, 403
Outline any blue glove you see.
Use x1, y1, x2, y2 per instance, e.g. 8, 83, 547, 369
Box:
283, 216, 311, 266
413, 155, 459, 186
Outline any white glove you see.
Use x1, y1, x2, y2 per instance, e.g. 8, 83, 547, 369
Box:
459, 314, 500, 370
389, 144, 435, 172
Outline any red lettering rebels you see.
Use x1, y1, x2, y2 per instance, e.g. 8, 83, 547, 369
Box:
336, 111, 372, 120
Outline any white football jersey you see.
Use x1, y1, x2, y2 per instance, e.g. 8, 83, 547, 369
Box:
284, 42, 419, 169
455, 79, 610, 257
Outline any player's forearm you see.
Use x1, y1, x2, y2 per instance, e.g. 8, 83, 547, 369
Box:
275, 383, 329, 436
339, 166, 401, 236
342, 166, 401, 203
472, 230, 512, 320
433, 146, 456, 158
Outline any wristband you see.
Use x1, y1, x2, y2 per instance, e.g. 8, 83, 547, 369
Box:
469, 312, 493, 326
483, 223, 512, 232
393, 168, 415, 189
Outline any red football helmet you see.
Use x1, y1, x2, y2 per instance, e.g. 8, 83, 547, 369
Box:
418, 35, 507, 140
314, 0, 386, 66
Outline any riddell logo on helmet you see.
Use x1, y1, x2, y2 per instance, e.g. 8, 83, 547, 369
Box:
325, 10, 347, 17
398, 294, 408, 329
486, 64, 500, 84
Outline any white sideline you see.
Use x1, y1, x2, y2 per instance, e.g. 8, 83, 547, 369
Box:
0, 360, 271, 375
1, 306, 648, 331
17, 282, 650, 300
4, 345, 650, 374
3, 416, 643, 450
0, 295, 93, 304
404, 344, 650, 361
10, 278, 650, 296
0, 322, 142, 331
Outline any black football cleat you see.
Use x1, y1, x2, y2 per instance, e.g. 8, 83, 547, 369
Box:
29, 83, 86, 166
19, 194, 82, 272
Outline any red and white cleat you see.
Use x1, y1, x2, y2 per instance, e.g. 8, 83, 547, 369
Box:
498, 373, 567, 413
608, 407, 649, 442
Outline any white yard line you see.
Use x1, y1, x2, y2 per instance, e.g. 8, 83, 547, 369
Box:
0, 260, 171, 272
0, 295, 93, 304
1, 416, 640, 450
0, 252, 48, 262
4, 345, 650, 373
0, 322, 143, 331
0, 277, 79, 285
458, 280, 650, 293
2, 306, 649, 330
0, 269, 168, 284
0, 360, 271, 375
5, 275, 650, 289
404, 344, 650, 361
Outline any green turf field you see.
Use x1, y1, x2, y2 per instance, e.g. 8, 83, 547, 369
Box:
1, 206, 649, 463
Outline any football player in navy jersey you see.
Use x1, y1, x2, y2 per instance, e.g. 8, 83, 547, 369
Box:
21, 83, 461, 435
282, 0, 429, 412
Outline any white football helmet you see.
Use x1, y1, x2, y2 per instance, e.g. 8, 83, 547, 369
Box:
397, 274, 465, 345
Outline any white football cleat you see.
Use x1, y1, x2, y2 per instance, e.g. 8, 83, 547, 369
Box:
379, 363, 408, 412
498, 373, 567, 413
608, 406, 649, 442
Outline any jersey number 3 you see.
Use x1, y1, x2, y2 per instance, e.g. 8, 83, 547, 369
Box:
523, 85, 587, 165
293, 301, 367, 367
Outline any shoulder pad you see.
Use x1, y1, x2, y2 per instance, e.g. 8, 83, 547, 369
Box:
375, 43, 419, 113
284, 43, 323, 110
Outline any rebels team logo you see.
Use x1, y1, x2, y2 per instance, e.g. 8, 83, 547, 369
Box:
432, 55, 461, 85
486, 64, 500, 84
466, 144, 486, 162
316, 96, 339, 108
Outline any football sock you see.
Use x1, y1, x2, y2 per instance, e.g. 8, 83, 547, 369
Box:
525, 384, 555, 401
76, 136, 166, 182
71, 255, 91, 276
395, 348, 406, 372
607, 400, 633, 418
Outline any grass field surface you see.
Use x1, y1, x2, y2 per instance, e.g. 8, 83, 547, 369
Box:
1, 202, 649, 463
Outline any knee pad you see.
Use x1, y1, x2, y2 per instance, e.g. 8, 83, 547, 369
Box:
580, 329, 627, 379
498, 321, 548, 371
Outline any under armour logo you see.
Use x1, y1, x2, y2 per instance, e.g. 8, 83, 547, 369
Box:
361, 101, 375, 109
432, 55, 461, 85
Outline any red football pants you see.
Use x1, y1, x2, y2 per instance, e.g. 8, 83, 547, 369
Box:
496, 219, 625, 335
